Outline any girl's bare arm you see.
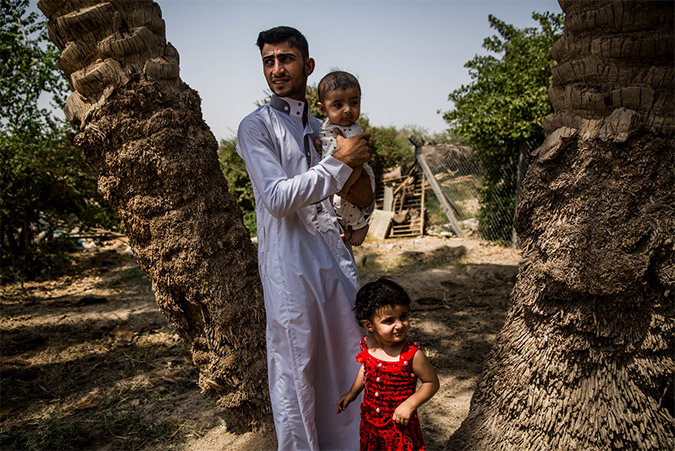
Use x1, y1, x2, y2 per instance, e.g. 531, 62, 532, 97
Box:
392, 350, 440, 424
337, 364, 365, 413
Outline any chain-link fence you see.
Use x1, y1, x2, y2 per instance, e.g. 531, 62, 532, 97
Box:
415, 140, 536, 246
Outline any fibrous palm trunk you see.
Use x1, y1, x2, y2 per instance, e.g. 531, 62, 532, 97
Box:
448, 1, 674, 449
37, 0, 270, 430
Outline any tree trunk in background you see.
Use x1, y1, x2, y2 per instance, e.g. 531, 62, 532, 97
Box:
448, 1, 674, 449
37, 0, 270, 430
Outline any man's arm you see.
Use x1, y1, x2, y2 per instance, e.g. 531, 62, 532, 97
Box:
237, 115, 352, 218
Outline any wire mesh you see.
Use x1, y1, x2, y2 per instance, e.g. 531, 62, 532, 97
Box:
417, 142, 522, 245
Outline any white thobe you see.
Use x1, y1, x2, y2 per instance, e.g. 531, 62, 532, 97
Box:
236, 95, 363, 451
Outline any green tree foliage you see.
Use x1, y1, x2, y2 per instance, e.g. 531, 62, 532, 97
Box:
217, 137, 256, 235
306, 84, 323, 120
1, 0, 117, 281
359, 116, 414, 181
444, 11, 563, 243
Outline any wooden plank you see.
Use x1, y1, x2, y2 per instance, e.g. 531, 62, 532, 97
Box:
383, 185, 394, 211
416, 153, 463, 237
389, 171, 422, 238
369, 209, 395, 239
420, 169, 426, 236
374, 164, 425, 239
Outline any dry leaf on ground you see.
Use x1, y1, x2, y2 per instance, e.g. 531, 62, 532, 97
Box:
75, 389, 104, 410
111, 324, 135, 347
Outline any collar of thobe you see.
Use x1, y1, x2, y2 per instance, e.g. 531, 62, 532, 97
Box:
271, 95, 309, 126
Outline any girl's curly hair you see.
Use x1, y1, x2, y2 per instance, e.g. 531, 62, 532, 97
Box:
354, 277, 411, 324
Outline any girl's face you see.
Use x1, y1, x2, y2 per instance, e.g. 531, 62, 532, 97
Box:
365, 304, 410, 348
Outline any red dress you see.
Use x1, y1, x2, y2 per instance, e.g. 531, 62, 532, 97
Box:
356, 337, 425, 450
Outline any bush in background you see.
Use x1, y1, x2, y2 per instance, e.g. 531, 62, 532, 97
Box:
444, 12, 563, 244
1, 0, 117, 282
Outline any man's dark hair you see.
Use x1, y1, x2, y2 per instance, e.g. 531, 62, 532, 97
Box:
256, 26, 309, 60
318, 71, 361, 103
354, 277, 411, 324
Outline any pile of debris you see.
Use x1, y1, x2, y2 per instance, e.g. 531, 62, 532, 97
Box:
369, 163, 425, 239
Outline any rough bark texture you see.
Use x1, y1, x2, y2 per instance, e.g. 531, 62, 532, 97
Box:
37, 0, 270, 430
448, 1, 674, 449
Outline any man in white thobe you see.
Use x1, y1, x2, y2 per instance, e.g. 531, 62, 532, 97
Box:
236, 26, 374, 450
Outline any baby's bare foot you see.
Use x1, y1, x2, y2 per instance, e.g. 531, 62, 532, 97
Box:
340, 225, 353, 243
349, 224, 369, 246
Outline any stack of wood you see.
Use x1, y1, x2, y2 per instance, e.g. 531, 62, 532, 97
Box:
369, 163, 425, 239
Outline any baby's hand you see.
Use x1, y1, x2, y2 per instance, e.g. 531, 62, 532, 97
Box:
337, 392, 356, 414
392, 402, 415, 426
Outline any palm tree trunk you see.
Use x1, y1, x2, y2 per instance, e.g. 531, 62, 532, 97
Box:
448, 1, 674, 449
37, 0, 270, 431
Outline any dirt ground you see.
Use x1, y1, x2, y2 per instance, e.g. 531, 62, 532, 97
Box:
0, 234, 520, 450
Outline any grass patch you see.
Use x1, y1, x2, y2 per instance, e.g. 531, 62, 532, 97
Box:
1, 364, 209, 451
0, 322, 214, 451
0, 404, 185, 450
424, 190, 448, 226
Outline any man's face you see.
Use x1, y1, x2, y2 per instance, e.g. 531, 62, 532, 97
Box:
261, 41, 315, 101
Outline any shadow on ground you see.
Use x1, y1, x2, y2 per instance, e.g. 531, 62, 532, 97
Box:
1, 236, 520, 451
0, 240, 223, 451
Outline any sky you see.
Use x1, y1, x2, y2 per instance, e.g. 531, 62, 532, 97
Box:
37, 0, 563, 141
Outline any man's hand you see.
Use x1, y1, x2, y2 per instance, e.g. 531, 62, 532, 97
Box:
332, 133, 371, 167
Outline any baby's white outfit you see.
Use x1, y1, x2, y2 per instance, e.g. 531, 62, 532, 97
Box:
319, 119, 376, 231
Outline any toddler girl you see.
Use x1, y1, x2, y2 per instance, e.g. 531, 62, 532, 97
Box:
337, 278, 439, 450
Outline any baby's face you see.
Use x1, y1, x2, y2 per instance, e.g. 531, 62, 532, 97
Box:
320, 87, 361, 126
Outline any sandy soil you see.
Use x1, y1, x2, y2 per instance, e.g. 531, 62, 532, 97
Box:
0, 234, 520, 450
